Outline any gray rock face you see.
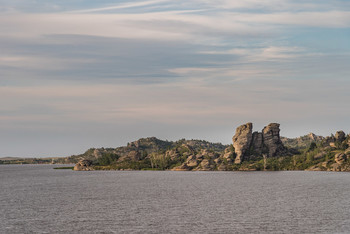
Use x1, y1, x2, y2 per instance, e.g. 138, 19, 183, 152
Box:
232, 123, 253, 164
251, 132, 263, 155
335, 131, 346, 142
74, 160, 93, 171
232, 122, 287, 163
262, 123, 286, 157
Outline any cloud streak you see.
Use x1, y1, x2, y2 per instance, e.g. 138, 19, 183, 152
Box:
66, 0, 169, 13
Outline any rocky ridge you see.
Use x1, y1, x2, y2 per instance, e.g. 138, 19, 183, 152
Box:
71, 123, 350, 172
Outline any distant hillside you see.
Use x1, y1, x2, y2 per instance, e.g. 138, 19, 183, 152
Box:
281, 133, 324, 150
0, 157, 66, 165
67, 137, 228, 165
0, 157, 22, 161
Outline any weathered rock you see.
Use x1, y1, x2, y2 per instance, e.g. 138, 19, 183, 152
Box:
232, 123, 253, 164
323, 136, 335, 147
262, 123, 286, 157
335, 131, 346, 142
345, 148, 350, 155
232, 122, 287, 163
165, 149, 180, 160
200, 149, 216, 158
198, 159, 212, 171
186, 155, 198, 167
329, 163, 341, 172
251, 132, 263, 155
335, 153, 347, 164
308, 133, 322, 141
193, 159, 215, 171
223, 149, 234, 163
214, 158, 222, 164
306, 165, 323, 171
321, 161, 330, 168
74, 160, 94, 171
180, 144, 195, 153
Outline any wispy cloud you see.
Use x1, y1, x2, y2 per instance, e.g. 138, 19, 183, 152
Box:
66, 0, 169, 14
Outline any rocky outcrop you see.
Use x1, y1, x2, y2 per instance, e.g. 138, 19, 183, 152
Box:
232, 123, 287, 163
222, 147, 234, 163
74, 160, 94, 171
196, 159, 215, 171
308, 133, 322, 142
186, 155, 198, 167
345, 148, 350, 155
335, 153, 347, 164
251, 132, 263, 155
262, 123, 286, 157
232, 123, 253, 164
335, 131, 346, 142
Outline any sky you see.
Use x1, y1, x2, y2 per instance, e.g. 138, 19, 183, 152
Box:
0, 0, 350, 157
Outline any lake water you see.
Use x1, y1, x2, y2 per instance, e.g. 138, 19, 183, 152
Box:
1, 165, 350, 233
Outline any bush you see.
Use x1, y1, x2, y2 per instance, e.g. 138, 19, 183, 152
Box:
97, 153, 119, 166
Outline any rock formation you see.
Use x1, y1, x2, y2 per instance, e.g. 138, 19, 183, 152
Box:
232, 123, 287, 163
335, 131, 346, 142
335, 153, 347, 164
262, 123, 286, 157
68, 125, 350, 172
232, 123, 253, 164
74, 160, 94, 171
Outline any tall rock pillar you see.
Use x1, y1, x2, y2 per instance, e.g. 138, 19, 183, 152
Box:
232, 123, 253, 164
262, 123, 285, 157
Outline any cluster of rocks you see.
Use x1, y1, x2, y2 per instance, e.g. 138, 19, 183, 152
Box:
323, 130, 348, 148
307, 151, 350, 172
307, 131, 350, 172
73, 159, 94, 171
171, 147, 234, 171
72, 137, 229, 171
232, 123, 287, 163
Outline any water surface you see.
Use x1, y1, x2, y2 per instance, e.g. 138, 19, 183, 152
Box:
1, 165, 350, 233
